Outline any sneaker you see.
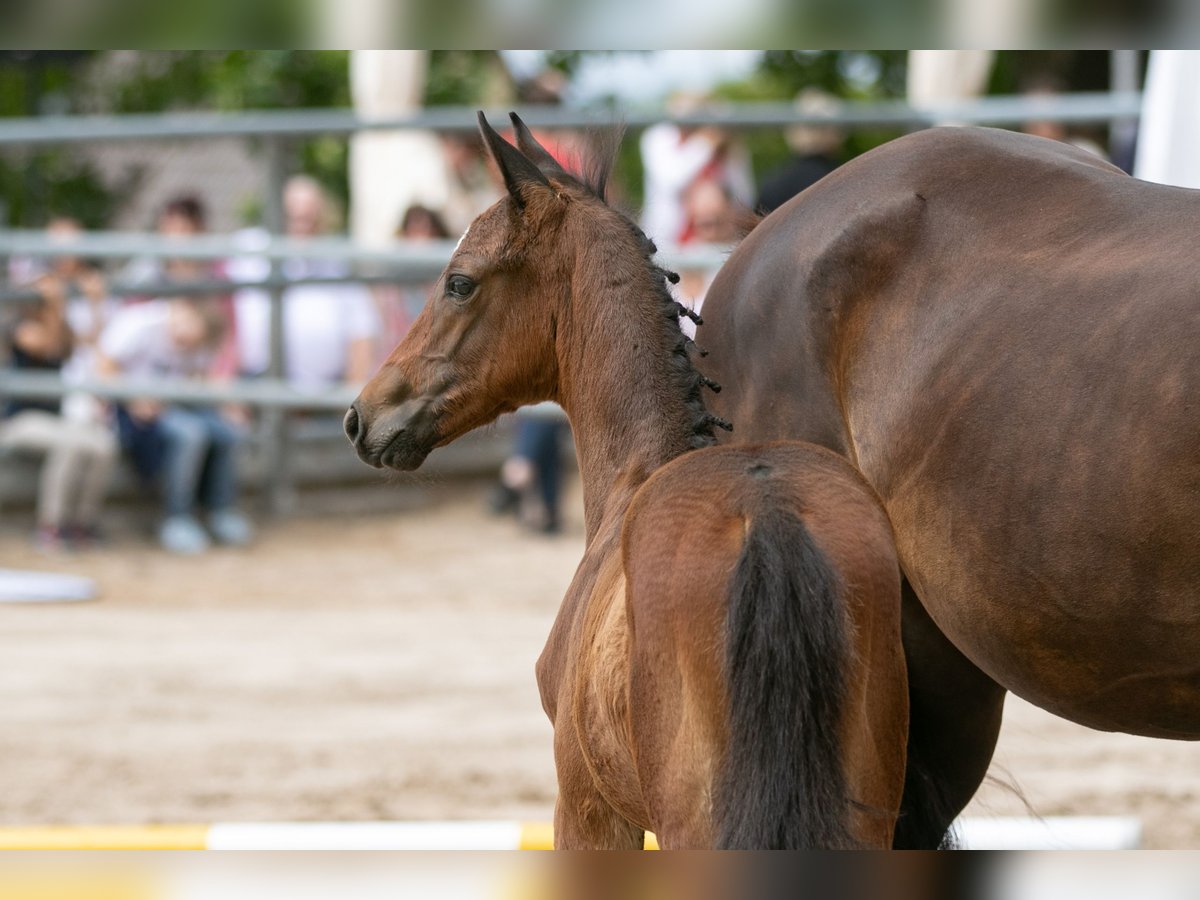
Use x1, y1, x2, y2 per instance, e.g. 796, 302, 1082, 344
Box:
33, 525, 70, 554
65, 524, 105, 550
208, 509, 254, 547
159, 515, 210, 555
488, 483, 521, 516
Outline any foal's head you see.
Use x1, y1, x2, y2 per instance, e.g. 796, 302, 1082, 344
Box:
347, 112, 712, 471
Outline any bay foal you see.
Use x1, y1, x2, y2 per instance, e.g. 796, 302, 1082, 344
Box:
346, 114, 906, 848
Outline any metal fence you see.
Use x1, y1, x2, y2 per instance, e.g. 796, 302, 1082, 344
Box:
0, 92, 1145, 512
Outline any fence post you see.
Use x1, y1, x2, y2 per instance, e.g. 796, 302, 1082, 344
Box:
1110, 50, 1140, 165
260, 136, 295, 517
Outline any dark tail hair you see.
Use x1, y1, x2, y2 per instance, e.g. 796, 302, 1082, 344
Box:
714, 507, 857, 849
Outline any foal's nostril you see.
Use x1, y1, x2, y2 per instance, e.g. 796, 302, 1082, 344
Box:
343, 404, 362, 445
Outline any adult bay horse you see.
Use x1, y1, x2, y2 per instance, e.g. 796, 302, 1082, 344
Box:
697, 125, 1200, 848
345, 113, 909, 848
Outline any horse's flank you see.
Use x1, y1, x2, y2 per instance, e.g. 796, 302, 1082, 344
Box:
697, 124, 1200, 846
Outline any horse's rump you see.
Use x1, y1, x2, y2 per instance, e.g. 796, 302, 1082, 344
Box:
621, 442, 905, 848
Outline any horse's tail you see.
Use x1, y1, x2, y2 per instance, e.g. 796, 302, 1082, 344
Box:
714, 506, 857, 849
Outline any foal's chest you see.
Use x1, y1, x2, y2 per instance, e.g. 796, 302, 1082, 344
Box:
570, 561, 652, 827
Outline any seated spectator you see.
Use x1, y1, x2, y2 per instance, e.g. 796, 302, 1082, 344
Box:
124, 194, 217, 286
398, 203, 450, 242
640, 93, 755, 248
756, 89, 844, 215
381, 203, 452, 348
7, 214, 117, 389
124, 195, 240, 379
0, 275, 117, 552
97, 297, 253, 555
9, 216, 120, 389
488, 412, 569, 536
1020, 75, 1110, 161
439, 133, 505, 237
230, 175, 379, 388
676, 177, 742, 336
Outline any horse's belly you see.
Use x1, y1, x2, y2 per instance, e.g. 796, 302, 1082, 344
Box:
950, 622, 1200, 739
858, 367, 1200, 739
907, 566, 1200, 738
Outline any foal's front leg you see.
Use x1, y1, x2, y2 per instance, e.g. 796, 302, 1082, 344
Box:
553, 725, 644, 849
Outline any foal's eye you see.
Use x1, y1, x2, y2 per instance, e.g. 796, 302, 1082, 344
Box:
446, 275, 476, 299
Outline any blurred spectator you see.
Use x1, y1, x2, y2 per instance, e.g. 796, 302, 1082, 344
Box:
8, 217, 119, 389
676, 178, 741, 336
511, 68, 590, 175
1020, 75, 1109, 161
639, 93, 755, 248
440, 133, 506, 237
123, 194, 216, 286
398, 203, 451, 242
489, 413, 569, 536
756, 90, 844, 215
124, 194, 239, 379
16, 217, 121, 392
375, 204, 452, 356
230, 175, 380, 389
97, 297, 253, 555
0, 275, 117, 552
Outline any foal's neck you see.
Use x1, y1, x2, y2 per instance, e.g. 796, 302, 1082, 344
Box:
555, 244, 713, 543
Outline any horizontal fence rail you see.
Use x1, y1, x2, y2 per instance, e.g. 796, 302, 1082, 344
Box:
0, 93, 1143, 146
0, 233, 734, 270
0, 273, 429, 305
0, 371, 356, 410
0, 372, 567, 425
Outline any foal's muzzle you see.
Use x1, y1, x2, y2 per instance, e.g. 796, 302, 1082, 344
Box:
345, 396, 438, 471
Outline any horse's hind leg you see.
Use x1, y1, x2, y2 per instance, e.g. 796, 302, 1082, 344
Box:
552, 727, 644, 849
894, 581, 1006, 849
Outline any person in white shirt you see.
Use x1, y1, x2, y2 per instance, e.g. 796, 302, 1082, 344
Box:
639, 96, 755, 249
229, 176, 379, 389
98, 297, 252, 555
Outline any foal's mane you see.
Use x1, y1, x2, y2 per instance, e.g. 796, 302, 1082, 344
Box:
541, 130, 732, 449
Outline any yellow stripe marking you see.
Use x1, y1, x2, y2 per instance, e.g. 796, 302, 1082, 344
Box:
0, 872, 157, 900
0, 825, 208, 850
518, 823, 659, 850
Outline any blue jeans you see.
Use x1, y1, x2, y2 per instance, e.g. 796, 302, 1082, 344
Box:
117, 406, 242, 518
513, 417, 566, 526
158, 407, 241, 517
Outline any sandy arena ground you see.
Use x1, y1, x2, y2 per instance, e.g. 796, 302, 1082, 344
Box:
0, 475, 1197, 847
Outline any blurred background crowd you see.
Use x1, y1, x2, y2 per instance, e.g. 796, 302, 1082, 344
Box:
0, 50, 1186, 556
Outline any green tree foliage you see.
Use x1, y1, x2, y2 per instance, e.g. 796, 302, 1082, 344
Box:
0, 51, 353, 228
0, 51, 511, 229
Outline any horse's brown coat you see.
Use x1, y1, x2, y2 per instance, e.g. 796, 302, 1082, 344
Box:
698, 125, 1200, 844
348, 115, 907, 848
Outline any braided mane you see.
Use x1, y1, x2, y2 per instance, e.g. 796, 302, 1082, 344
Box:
550, 136, 733, 449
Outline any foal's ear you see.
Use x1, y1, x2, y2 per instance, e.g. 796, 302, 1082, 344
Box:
509, 112, 568, 179
478, 111, 552, 211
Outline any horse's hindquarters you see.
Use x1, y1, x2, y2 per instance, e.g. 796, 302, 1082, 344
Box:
622, 442, 908, 848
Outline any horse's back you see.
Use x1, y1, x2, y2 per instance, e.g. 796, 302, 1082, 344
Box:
711, 127, 1200, 331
